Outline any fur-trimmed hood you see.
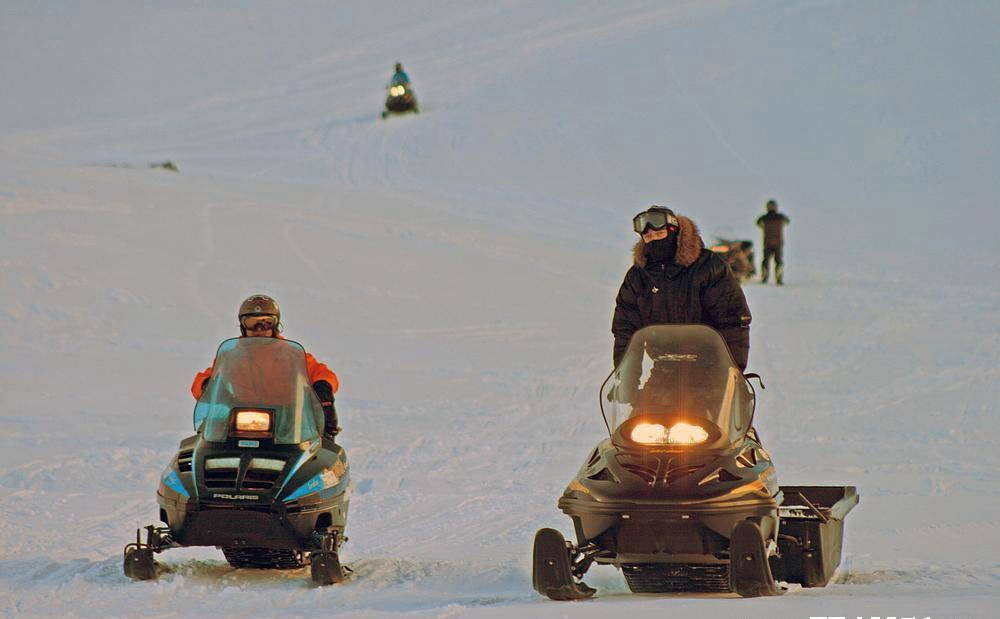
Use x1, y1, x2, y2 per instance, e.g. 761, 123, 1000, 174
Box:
632, 214, 704, 268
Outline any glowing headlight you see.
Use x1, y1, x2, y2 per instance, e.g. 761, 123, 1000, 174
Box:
631, 423, 669, 444
666, 422, 709, 444
235, 410, 271, 432
630, 422, 708, 445
390, 86, 404, 96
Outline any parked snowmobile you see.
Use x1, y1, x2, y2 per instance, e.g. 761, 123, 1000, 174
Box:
382, 82, 419, 118
532, 324, 858, 599
123, 337, 350, 586
710, 238, 756, 282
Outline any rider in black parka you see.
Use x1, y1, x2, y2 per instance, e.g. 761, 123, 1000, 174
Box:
613, 206, 752, 370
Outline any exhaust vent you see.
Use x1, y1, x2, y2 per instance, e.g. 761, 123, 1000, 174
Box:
617, 453, 709, 487
586, 447, 601, 467
735, 447, 757, 468
586, 468, 617, 483
620, 462, 657, 485
204, 456, 240, 489
177, 450, 194, 473
242, 457, 286, 490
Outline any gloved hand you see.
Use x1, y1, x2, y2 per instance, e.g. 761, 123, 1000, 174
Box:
322, 401, 340, 436
312, 380, 340, 436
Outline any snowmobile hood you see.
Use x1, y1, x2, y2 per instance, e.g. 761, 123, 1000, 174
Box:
632, 214, 703, 268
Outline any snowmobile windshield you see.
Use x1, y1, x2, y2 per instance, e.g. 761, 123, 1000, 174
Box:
193, 337, 324, 444
601, 325, 754, 448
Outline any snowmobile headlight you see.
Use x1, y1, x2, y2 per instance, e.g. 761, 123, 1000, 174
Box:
235, 411, 270, 431
665, 422, 709, 444
630, 422, 709, 445
631, 423, 669, 444
231, 409, 274, 438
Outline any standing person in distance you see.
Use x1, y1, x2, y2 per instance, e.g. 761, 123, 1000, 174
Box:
191, 294, 342, 439
613, 205, 752, 372
756, 199, 790, 285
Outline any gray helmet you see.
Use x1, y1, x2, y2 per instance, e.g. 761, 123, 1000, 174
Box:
238, 294, 281, 334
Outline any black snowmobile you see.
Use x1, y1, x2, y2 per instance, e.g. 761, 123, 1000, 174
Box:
123, 337, 350, 586
381, 82, 419, 118
532, 324, 858, 599
710, 238, 756, 282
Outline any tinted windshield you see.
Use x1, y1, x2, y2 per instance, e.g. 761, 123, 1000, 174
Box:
193, 337, 323, 444
601, 325, 754, 446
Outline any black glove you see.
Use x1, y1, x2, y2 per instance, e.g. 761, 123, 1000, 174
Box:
312, 381, 341, 437
322, 402, 340, 436
312, 380, 334, 402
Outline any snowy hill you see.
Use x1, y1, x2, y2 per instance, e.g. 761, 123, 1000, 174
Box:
1, 1, 998, 617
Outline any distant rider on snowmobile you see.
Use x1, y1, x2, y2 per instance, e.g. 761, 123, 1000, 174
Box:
612, 206, 752, 402
191, 294, 342, 437
390, 62, 410, 86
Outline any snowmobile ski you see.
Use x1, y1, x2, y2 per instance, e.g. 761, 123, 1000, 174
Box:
123, 546, 157, 581
729, 520, 780, 597
310, 551, 346, 585
532, 528, 596, 600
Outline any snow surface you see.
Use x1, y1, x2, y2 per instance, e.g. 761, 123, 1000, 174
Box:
1, 1, 998, 617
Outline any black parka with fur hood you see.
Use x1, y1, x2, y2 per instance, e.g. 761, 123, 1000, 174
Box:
613, 214, 752, 369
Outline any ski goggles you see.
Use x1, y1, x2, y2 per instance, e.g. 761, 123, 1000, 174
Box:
633, 208, 678, 234
241, 315, 277, 331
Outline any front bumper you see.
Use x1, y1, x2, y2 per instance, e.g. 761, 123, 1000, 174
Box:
158, 490, 345, 549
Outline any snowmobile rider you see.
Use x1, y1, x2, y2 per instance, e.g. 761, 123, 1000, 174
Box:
191, 294, 342, 437
613, 205, 752, 373
390, 62, 410, 87
756, 199, 790, 285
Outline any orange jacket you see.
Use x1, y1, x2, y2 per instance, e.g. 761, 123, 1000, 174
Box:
190, 336, 339, 400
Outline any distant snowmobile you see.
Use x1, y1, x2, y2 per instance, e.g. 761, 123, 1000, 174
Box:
123, 337, 350, 586
710, 237, 756, 282
382, 82, 419, 118
532, 324, 858, 599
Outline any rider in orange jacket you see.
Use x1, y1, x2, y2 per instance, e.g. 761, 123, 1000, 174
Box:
191, 294, 341, 436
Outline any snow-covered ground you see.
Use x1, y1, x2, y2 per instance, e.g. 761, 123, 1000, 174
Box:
1, 1, 998, 617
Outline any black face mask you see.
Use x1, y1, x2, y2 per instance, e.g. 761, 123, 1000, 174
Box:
644, 235, 677, 264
